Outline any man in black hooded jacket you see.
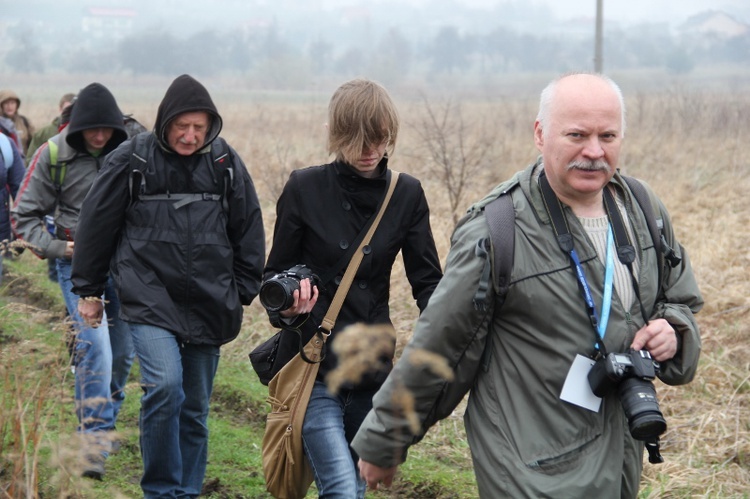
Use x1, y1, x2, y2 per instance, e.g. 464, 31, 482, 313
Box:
71, 75, 265, 497
12, 82, 135, 479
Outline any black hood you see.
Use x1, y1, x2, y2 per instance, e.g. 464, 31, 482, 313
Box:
154, 74, 223, 154
65, 83, 127, 154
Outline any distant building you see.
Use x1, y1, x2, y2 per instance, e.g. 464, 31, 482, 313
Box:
679, 10, 749, 38
82, 7, 138, 43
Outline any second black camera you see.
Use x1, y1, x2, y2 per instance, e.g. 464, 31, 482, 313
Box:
588, 348, 667, 441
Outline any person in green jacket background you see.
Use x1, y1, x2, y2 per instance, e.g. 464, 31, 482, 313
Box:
352, 72, 702, 498
25, 92, 76, 167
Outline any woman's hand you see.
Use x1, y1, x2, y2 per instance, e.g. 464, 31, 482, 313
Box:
279, 278, 319, 318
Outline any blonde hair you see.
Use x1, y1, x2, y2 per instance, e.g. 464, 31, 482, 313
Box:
327, 78, 399, 165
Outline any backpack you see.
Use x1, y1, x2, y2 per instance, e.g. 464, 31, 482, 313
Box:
481, 175, 681, 308
45, 139, 67, 193
127, 132, 234, 212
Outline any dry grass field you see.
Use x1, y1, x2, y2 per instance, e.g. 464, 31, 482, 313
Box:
4, 72, 750, 497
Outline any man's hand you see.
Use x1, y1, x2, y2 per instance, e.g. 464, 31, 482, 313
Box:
630, 318, 678, 362
358, 459, 398, 490
78, 298, 104, 328
63, 241, 75, 259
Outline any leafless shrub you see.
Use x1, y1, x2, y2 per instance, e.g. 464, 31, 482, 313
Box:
408, 96, 498, 225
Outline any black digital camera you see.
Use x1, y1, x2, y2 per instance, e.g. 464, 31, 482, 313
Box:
587, 348, 667, 441
259, 264, 319, 312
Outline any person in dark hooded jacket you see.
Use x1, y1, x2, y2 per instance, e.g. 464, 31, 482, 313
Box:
11, 82, 135, 480
71, 74, 265, 498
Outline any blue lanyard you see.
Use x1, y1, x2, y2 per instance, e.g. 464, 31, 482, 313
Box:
569, 225, 615, 344
598, 226, 615, 339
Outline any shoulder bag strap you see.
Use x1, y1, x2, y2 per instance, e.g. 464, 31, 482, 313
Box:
318, 169, 396, 287
319, 171, 400, 336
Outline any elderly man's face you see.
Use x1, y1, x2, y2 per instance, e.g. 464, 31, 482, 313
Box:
2, 99, 18, 117
533, 75, 623, 208
167, 111, 210, 156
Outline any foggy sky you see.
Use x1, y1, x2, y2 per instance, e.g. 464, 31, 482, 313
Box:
531, 0, 749, 24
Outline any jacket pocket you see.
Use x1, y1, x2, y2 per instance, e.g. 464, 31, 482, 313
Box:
526, 431, 601, 475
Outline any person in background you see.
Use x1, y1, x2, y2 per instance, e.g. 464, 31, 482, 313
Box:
0, 129, 25, 283
262, 78, 443, 498
25, 92, 76, 167
353, 72, 703, 498
71, 74, 265, 498
11, 82, 135, 480
0, 89, 35, 156
23, 92, 76, 281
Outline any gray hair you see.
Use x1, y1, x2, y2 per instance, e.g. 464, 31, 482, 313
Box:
536, 72, 626, 138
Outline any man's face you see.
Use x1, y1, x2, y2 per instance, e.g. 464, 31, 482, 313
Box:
2, 99, 18, 117
167, 111, 210, 156
533, 75, 623, 207
82, 127, 114, 152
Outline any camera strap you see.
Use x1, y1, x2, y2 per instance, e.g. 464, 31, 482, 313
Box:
539, 172, 651, 354
602, 186, 652, 326
539, 172, 608, 354
645, 439, 664, 464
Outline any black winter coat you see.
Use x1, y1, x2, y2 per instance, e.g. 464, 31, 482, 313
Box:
264, 159, 442, 388
73, 75, 264, 345
71, 133, 265, 345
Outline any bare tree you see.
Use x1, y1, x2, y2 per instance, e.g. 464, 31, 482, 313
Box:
410, 96, 496, 224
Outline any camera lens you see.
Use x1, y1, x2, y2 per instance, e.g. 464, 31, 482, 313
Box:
617, 377, 667, 441
259, 278, 297, 312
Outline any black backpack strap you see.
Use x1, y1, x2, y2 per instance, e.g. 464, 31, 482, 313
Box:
127, 134, 230, 211
473, 191, 515, 371
473, 191, 515, 312
210, 138, 232, 213
128, 133, 150, 206
622, 176, 662, 271
485, 192, 515, 299
621, 176, 682, 285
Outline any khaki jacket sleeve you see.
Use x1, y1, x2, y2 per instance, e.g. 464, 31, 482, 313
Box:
351, 214, 494, 467
650, 195, 703, 385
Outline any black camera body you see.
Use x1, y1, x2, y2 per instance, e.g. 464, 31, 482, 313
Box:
588, 348, 667, 441
259, 264, 319, 312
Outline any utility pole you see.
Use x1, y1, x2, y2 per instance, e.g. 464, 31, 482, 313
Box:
594, 0, 603, 72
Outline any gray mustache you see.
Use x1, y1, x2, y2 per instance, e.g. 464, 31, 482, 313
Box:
567, 159, 610, 172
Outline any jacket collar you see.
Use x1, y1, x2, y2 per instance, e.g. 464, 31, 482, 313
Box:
52, 127, 79, 163
520, 157, 631, 226
332, 155, 389, 182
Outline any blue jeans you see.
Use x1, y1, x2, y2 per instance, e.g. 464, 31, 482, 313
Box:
128, 323, 220, 499
57, 259, 134, 445
302, 381, 375, 499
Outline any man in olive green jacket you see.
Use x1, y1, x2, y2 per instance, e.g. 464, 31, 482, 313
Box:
352, 73, 702, 498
